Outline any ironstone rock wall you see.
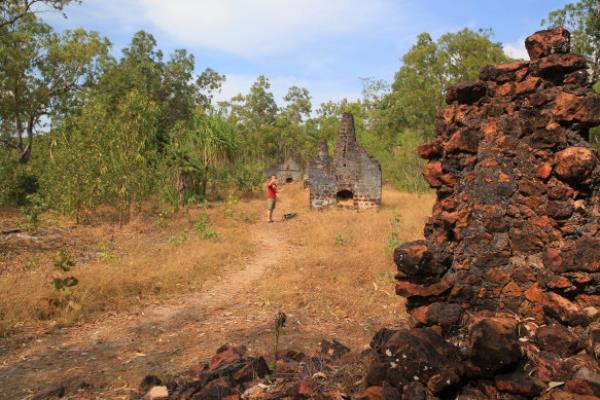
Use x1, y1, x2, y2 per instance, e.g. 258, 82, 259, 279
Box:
308, 112, 382, 209
367, 28, 600, 400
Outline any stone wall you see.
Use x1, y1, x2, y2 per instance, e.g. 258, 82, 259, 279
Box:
265, 154, 304, 183
308, 113, 382, 209
367, 28, 600, 399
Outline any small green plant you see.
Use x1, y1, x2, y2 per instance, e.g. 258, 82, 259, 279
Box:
155, 210, 172, 227
54, 248, 75, 271
98, 240, 117, 262
202, 229, 219, 240
335, 234, 345, 246
19, 193, 47, 233
168, 230, 189, 246
226, 193, 239, 206
52, 276, 79, 297
25, 256, 41, 271
194, 214, 209, 232
237, 211, 256, 223
274, 311, 287, 360
386, 213, 403, 253
375, 271, 395, 288
194, 214, 219, 241
52, 248, 78, 300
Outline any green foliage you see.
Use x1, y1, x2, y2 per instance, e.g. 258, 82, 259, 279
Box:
543, 0, 600, 77
592, 82, 600, 149
54, 248, 74, 271
19, 193, 47, 232
98, 240, 117, 262
335, 234, 345, 247
364, 129, 428, 192
0, 12, 110, 156
52, 248, 77, 299
226, 193, 239, 206
197, 68, 226, 110
382, 28, 510, 140
194, 214, 209, 232
194, 214, 219, 240
231, 163, 264, 194
0, 154, 38, 206
202, 229, 219, 241
166, 111, 238, 201
386, 213, 404, 253
236, 211, 256, 224
168, 230, 189, 246
1, 1, 78, 29
40, 90, 160, 220
52, 276, 78, 297
1, 2, 539, 222
25, 256, 41, 270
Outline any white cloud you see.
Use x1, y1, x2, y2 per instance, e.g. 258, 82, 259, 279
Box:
136, 0, 396, 58
503, 39, 529, 60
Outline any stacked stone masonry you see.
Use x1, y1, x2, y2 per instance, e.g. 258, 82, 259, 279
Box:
308, 112, 382, 209
265, 154, 303, 184
367, 28, 600, 399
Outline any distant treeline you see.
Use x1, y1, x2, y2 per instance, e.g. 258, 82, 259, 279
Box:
1, 0, 598, 221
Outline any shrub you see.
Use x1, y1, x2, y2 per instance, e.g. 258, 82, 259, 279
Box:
20, 193, 47, 233
0, 154, 39, 206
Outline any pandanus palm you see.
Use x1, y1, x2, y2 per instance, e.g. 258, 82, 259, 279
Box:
170, 111, 237, 203
196, 113, 237, 197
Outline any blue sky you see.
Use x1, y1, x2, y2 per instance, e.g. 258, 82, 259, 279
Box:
45, 0, 572, 108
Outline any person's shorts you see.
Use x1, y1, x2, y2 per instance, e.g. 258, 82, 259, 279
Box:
267, 198, 276, 210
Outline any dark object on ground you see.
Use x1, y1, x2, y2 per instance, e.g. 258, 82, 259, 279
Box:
1, 228, 21, 235
368, 27, 600, 399
282, 212, 297, 221
320, 339, 351, 359
32, 384, 65, 399
139, 375, 162, 394
136, 343, 361, 399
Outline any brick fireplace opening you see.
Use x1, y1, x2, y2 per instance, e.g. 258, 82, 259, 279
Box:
335, 189, 354, 207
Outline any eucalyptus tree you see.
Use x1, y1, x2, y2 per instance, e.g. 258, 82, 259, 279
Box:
0, 13, 109, 153
378, 28, 510, 141
197, 67, 226, 110
0, 0, 77, 29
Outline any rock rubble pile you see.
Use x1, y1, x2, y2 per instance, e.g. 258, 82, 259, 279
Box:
367, 28, 600, 400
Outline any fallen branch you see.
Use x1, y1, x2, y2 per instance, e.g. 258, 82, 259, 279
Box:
1, 228, 21, 235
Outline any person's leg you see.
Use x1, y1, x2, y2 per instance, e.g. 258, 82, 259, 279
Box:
267, 199, 274, 222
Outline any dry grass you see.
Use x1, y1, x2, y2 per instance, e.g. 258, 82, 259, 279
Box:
256, 184, 435, 347
0, 184, 434, 341
0, 198, 259, 334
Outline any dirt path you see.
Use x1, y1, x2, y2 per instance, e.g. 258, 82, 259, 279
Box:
0, 221, 292, 400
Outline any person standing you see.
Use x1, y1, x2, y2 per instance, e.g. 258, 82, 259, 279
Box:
266, 175, 277, 223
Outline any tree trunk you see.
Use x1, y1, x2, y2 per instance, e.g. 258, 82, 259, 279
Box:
175, 167, 194, 208
27, 115, 34, 146
201, 164, 209, 199
15, 114, 23, 151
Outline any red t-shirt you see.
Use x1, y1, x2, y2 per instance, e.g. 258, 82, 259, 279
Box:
267, 183, 277, 199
